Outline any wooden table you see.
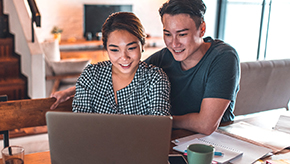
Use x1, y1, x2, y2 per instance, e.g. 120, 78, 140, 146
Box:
1, 109, 289, 163
0, 151, 51, 164
0, 129, 194, 164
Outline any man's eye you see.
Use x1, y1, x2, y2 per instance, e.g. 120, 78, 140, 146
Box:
128, 47, 137, 51
179, 33, 187, 37
164, 33, 171, 37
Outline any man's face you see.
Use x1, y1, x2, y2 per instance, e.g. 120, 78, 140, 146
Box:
162, 13, 205, 62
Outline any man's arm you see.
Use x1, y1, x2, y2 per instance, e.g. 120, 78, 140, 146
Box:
172, 98, 230, 135
50, 86, 76, 110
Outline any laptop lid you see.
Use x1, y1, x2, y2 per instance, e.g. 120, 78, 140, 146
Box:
46, 111, 172, 164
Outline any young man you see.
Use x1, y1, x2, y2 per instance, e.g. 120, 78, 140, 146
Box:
144, 0, 240, 135
50, 0, 240, 135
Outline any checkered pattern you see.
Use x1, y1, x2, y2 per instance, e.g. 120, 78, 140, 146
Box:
72, 61, 171, 116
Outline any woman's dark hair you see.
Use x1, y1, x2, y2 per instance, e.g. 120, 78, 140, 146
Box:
102, 12, 146, 50
159, 0, 206, 28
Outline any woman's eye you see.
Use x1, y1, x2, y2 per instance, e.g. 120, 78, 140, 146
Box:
128, 47, 137, 51
109, 49, 119, 52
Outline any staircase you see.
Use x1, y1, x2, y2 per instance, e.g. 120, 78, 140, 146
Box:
0, 0, 28, 100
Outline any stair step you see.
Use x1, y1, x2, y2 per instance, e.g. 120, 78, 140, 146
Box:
0, 37, 13, 58
0, 57, 21, 78
0, 78, 27, 100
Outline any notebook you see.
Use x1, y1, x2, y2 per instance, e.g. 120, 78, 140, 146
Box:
173, 137, 243, 164
46, 111, 173, 164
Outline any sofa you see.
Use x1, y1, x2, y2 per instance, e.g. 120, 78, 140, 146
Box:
234, 59, 290, 116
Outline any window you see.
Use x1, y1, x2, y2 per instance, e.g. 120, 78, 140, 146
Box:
216, 0, 290, 61
264, 0, 290, 60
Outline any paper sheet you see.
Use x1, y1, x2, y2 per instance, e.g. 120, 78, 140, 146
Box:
172, 132, 272, 164
218, 121, 290, 153
274, 115, 290, 134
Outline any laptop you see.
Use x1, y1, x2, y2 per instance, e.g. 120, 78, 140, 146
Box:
46, 111, 173, 164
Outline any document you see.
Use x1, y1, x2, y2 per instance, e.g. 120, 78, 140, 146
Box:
218, 121, 290, 153
265, 152, 290, 164
174, 138, 243, 164
172, 132, 271, 164
274, 115, 290, 134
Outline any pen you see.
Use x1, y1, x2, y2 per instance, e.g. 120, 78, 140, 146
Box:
183, 150, 223, 157
214, 152, 223, 156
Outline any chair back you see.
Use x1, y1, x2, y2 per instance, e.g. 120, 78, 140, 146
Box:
0, 97, 73, 148
0, 97, 73, 131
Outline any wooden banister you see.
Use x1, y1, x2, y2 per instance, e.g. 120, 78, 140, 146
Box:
27, 0, 41, 42
0, 97, 73, 131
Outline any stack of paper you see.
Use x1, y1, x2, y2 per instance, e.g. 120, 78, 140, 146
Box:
218, 121, 290, 153
274, 115, 290, 134
173, 137, 243, 164
172, 132, 272, 164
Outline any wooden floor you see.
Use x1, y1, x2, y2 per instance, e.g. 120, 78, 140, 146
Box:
0, 126, 47, 140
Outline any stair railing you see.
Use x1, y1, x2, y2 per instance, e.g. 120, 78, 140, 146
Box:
27, 0, 41, 42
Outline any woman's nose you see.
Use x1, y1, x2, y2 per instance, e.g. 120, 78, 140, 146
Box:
120, 51, 130, 60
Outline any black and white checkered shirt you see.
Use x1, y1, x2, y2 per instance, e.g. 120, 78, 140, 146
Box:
72, 61, 171, 116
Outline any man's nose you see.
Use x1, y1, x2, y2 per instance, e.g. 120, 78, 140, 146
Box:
172, 36, 181, 47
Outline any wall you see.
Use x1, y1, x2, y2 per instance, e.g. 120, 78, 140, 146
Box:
34, 0, 217, 42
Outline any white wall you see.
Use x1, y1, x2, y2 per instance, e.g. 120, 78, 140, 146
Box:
34, 0, 217, 42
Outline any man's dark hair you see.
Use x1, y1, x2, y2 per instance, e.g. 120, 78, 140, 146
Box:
159, 0, 206, 28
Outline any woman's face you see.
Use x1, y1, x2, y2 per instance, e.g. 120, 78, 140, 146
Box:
107, 29, 143, 76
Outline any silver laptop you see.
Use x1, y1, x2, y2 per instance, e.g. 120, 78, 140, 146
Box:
46, 111, 173, 164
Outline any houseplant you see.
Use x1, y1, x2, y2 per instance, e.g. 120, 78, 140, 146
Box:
51, 26, 63, 42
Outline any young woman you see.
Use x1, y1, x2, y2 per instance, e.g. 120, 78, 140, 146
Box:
70, 12, 170, 116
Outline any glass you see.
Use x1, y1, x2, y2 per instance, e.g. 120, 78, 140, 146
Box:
1, 146, 24, 164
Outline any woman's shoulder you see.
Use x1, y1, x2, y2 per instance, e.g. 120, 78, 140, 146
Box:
81, 60, 111, 77
138, 61, 169, 81
85, 60, 111, 70
91, 60, 111, 67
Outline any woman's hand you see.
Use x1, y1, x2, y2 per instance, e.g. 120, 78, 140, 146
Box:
50, 86, 76, 109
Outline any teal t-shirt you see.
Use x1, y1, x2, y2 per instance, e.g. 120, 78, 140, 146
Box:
144, 37, 240, 122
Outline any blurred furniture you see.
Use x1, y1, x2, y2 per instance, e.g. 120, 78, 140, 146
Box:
41, 40, 90, 97
234, 59, 290, 115
59, 37, 165, 64
0, 97, 73, 150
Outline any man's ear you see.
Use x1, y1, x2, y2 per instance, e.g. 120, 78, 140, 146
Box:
200, 22, 206, 37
